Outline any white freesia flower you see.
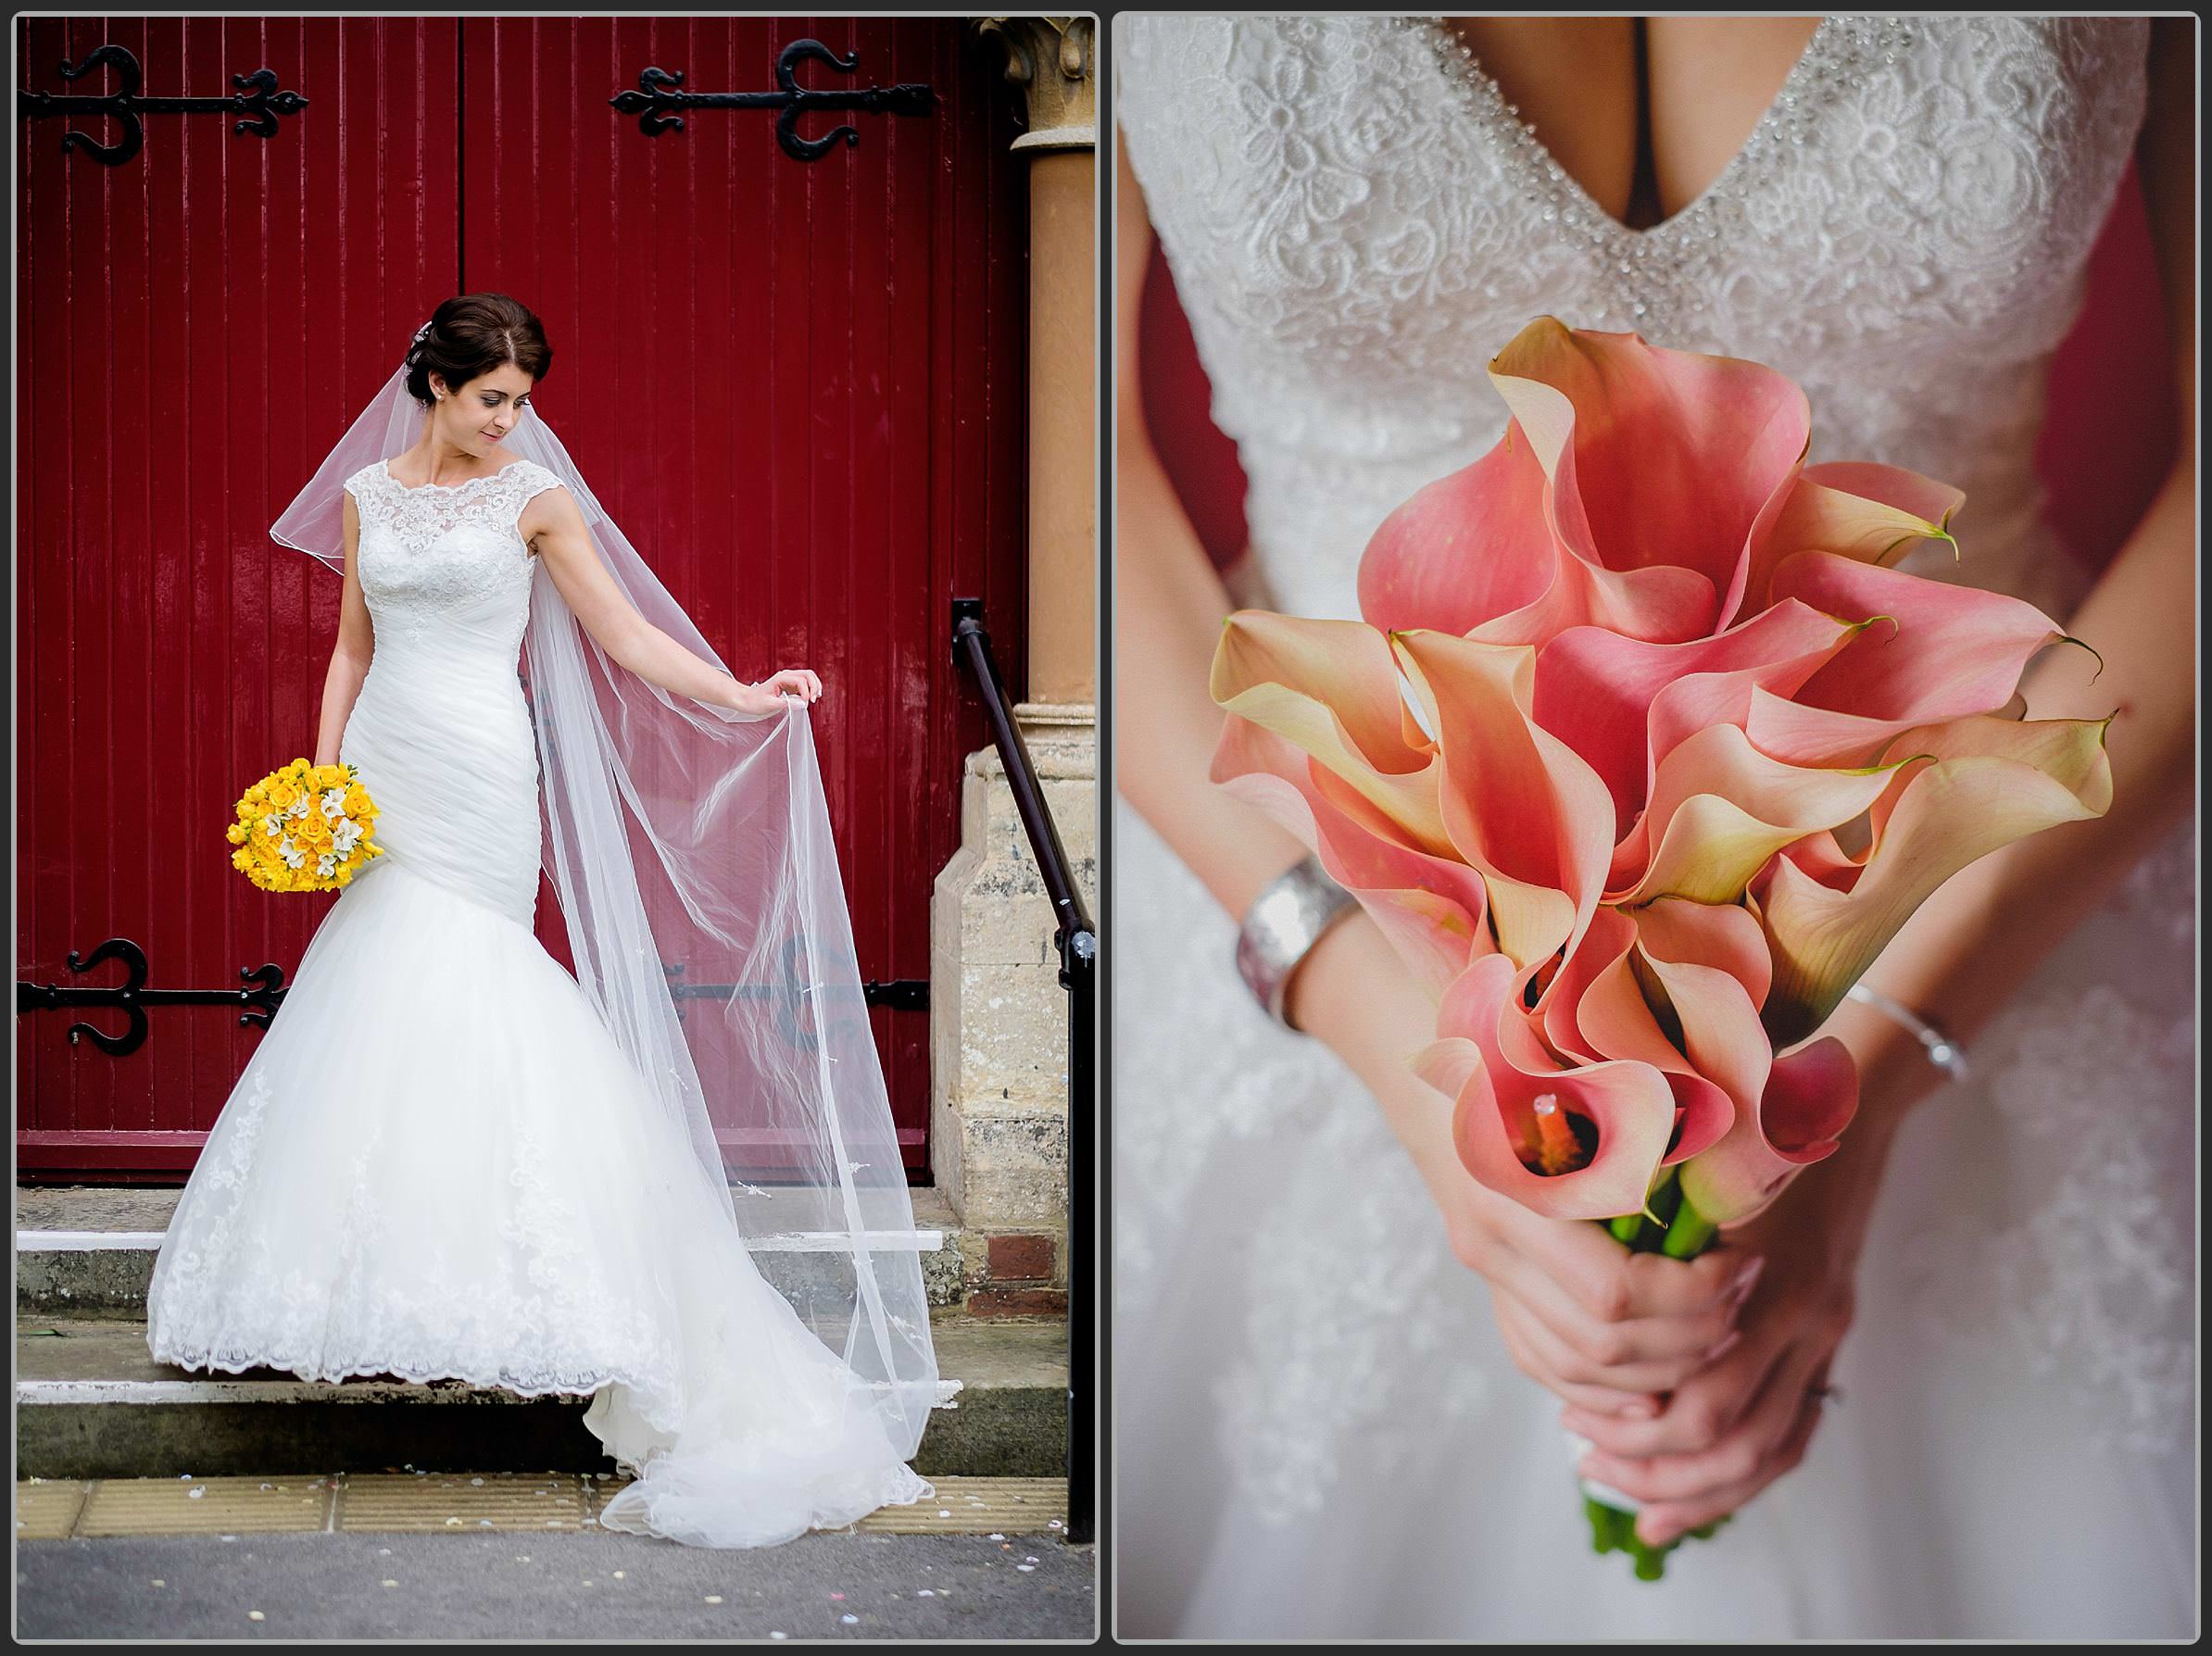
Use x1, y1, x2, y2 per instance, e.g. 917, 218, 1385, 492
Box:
278, 837, 306, 869
320, 788, 346, 820
332, 820, 361, 852
317, 853, 337, 877
289, 795, 311, 819
263, 817, 283, 838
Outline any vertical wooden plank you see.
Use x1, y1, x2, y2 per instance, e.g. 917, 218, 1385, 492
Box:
16, 15, 461, 1174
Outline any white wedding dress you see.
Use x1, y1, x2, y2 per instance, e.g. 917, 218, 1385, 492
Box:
145, 455, 929, 1548
1116, 15, 2194, 1638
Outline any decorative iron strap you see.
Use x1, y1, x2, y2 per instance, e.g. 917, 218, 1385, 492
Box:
660, 961, 925, 1039
18, 44, 307, 168
16, 939, 922, 1060
610, 38, 934, 161
15, 939, 287, 1057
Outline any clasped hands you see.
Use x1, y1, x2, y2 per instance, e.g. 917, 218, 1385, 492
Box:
1449, 1173, 1862, 1549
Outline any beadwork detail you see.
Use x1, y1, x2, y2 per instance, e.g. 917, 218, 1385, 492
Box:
1401, 15, 1917, 345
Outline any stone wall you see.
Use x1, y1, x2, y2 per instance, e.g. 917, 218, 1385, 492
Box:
929, 702, 1095, 1313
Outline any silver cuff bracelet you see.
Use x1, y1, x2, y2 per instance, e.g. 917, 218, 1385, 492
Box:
1844, 981, 1970, 1083
1236, 855, 1358, 1030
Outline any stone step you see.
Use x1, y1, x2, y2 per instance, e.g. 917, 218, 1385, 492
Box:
14, 1473, 1072, 1540
18, 1311, 1067, 1483
16, 1185, 968, 1311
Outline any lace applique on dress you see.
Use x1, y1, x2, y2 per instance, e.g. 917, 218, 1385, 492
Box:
342, 459, 565, 642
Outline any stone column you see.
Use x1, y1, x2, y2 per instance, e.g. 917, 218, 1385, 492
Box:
933, 19, 1097, 1312
977, 15, 1096, 706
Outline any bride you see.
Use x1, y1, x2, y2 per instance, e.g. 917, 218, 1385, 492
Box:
1114, 15, 2193, 1638
145, 293, 937, 1549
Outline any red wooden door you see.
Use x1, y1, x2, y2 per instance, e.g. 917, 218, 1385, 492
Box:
16, 15, 1029, 1179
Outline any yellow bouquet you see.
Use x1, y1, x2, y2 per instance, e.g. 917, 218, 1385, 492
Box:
226, 759, 385, 893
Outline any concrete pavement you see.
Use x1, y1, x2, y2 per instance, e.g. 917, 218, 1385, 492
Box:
15, 1527, 1095, 1639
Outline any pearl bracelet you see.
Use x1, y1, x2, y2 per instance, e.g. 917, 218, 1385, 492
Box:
1844, 981, 1970, 1083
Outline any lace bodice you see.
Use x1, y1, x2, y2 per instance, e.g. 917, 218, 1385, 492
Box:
343, 457, 564, 654
1119, 14, 2151, 625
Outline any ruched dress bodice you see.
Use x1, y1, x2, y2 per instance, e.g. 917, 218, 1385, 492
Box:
338, 456, 562, 925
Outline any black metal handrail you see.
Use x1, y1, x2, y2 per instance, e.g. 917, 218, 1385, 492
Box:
950, 597, 1095, 1547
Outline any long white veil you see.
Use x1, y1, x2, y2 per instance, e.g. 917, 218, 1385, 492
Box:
270, 352, 938, 1468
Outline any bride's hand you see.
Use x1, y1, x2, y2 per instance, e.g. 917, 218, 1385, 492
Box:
1288, 913, 1760, 1420
1558, 1125, 1891, 1548
1472, 1194, 1760, 1421
759, 668, 822, 705
721, 669, 822, 713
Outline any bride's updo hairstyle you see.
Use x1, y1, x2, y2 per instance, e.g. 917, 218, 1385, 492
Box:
405, 292, 553, 408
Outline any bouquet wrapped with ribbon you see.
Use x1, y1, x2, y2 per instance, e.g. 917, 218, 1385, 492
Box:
227, 759, 384, 892
1208, 318, 2114, 1578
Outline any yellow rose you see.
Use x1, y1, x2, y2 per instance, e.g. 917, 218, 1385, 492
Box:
267, 780, 299, 810
344, 784, 371, 815
225, 822, 247, 845
298, 813, 332, 847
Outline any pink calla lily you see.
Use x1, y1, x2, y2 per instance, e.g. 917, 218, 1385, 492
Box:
1606, 723, 1910, 906
1678, 1035, 1860, 1226
1423, 953, 1680, 1221
1485, 320, 1812, 636
1754, 713, 2115, 1047
1534, 599, 1868, 834
1770, 550, 2074, 724
1736, 460, 1965, 616
1390, 629, 1616, 970
1211, 610, 1450, 852
1212, 712, 1492, 999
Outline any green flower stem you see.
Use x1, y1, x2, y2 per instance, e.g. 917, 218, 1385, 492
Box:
1660, 1195, 1717, 1259
1608, 1211, 1646, 1246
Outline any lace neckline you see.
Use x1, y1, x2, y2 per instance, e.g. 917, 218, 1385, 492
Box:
1403, 15, 1860, 247
380, 455, 530, 495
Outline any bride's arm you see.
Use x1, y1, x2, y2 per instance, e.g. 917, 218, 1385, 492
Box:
1115, 137, 1752, 1416
525, 488, 821, 714
1573, 25, 2197, 1547
312, 493, 374, 767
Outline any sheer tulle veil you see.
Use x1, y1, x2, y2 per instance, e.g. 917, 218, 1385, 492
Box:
269, 337, 938, 1471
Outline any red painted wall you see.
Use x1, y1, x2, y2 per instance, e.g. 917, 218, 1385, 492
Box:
17, 15, 1029, 1178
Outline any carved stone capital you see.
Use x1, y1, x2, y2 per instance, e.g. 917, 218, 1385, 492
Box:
973, 16, 1095, 151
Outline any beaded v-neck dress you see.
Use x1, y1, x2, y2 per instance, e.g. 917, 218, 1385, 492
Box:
145, 456, 929, 1549
1116, 14, 2192, 1639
